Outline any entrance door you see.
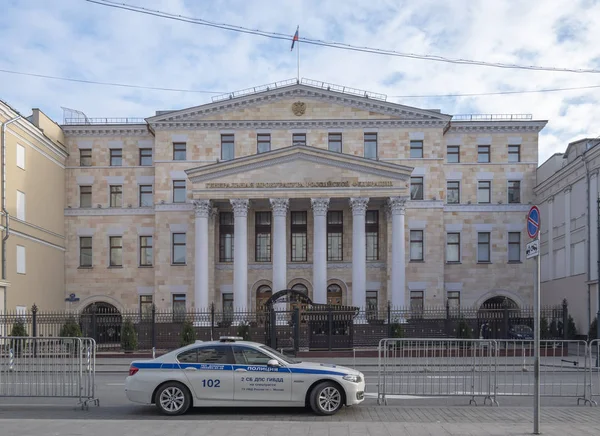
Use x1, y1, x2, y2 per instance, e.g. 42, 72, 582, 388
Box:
178, 344, 234, 401
231, 345, 292, 402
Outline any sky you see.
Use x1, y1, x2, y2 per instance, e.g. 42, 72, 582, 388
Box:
1, 0, 600, 165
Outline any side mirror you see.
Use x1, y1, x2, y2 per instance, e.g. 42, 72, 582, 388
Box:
267, 359, 280, 367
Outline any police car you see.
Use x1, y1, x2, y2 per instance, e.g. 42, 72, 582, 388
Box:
125, 336, 365, 416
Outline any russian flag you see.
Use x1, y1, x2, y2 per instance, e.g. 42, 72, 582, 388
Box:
291, 26, 299, 51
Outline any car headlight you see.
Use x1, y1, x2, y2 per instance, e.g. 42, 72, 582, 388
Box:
343, 374, 362, 383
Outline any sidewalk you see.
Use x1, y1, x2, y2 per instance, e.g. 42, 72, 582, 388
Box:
0, 419, 596, 436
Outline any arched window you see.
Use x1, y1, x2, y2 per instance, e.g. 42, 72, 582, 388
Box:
327, 284, 342, 305
256, 285, 272, 310
291, 283, 308, 294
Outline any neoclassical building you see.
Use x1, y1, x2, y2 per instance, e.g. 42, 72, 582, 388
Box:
59, 79, 547, 315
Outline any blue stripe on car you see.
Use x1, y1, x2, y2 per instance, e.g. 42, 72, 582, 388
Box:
131, 362, 345, 376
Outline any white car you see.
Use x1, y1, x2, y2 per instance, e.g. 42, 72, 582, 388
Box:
125, 336, 365, 416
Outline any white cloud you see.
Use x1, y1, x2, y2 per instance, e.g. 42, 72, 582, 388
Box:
1, 0, 600, 165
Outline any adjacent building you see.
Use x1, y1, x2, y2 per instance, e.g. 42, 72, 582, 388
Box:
535, 137, 600, 334
58, 79, 547, 317
0, 100, 67, 318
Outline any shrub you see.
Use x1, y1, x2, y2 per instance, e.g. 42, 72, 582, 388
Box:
60, 318, 82, 337
120, 319, 138, 352
567, 315, 578, 339
390, 322, 404, 338
9, 318, 28, 355
180, 320, 197, 347
456, 319, 472, 339
236, 322, 250, 341
589, 317, 598, 341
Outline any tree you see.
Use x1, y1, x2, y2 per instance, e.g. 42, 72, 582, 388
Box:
9, 318, 28, 356
180, 320, 197, 347
589, 317, 598, 341
60, 317, 82, 337
120, 319, 138, 352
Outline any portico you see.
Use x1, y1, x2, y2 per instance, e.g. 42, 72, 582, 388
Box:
186, 145, 412, 312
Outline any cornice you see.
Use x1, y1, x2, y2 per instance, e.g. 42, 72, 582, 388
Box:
215, 262, 386, 271
407, 200, 444, 209
150, 119, 449, 131
64, 207, 155, 216
155, 203, 194, 212
533, 158, 586, 197
62, 125, 152, 137
448, 121, 547, 133
444, 204, 532, 213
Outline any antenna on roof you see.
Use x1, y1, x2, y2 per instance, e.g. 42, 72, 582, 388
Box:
61, 107, 90, 124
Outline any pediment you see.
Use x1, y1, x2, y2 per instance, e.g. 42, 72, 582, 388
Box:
148, 83, 451, 124
186, 146, 412, 191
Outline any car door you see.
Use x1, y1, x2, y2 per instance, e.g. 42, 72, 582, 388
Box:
178, 344, 234, 401
231, 345, 292, 402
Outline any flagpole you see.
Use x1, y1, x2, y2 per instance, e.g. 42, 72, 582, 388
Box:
297, 26, 300, 82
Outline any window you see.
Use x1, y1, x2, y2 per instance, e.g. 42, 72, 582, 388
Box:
233, 346, 272, 365
139, 185, 153, 207
140, 236, 153, 266
447, 291, 460, 310
292, 133, 306, 146
410, 230, 424, 261
447, 181, 460, 204
291, 211, 307, 262
508, 144, 520, 163
410, 291, 424, 315
139, 295, 153, 319
80, 185, 92, 208
477, 181, 491, 204
79, 237, 92, 267
257, 133, 271, 153
80, 149, 92, 166
172, 294, 186, 320
366, 210, 379, 261
366, 290, 378, 319
198, 347, 232, 364
508, 232, 521, 262
410, 140, 423, 158
327, 284, 342, 305
173, 142, 186, 160
222, 293, 233, 314
327, 211, 343, 261
410, 177, 424, 200
221, 134, 235, 161
139, 148, 152, 166
16, 190, 25, 220
110, 149, 122, 166
16, 245, 25, 274
447, 145, 460, 163
446, 233, 460, 263
173, 180, 186, 203
364, 132, 377, 159
256, 285, 272, 310
219, 212, 234, 262
172, 233, 186, 265
478, 145, 490, 163
328, 133, 342, 153
508, 181, 521, 204
17, 144, 25, 169
109, 236, 123, 267
477, 232, 491, 263
255, 212, 272, 262
110, 185, 122, 207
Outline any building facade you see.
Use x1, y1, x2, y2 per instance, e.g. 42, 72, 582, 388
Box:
58, 80, 546, 316
0, 101, 67, 317
535, 138, 600, 334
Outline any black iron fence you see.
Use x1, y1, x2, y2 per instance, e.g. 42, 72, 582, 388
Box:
0, 300, 572, 353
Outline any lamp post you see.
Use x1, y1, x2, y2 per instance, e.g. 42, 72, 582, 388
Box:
597, 197, 600, 363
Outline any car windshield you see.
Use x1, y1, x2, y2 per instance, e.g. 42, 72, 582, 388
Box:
260, 345, 299, 364
513, 325, 532, 333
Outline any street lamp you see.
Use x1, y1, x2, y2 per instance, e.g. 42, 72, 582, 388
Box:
597, 198, 600, 347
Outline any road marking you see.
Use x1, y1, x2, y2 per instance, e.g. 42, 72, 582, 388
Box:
364, 393, 445, 399
105, 383, 125, 386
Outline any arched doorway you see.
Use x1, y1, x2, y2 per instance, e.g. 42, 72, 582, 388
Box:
477, 296, 519, 340
480, 296, 518, 310
327, 284, 342, 305
256, 285, 272, 311
81, 302, 123, 349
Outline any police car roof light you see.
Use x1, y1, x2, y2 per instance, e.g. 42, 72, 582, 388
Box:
219, 336, 244, 342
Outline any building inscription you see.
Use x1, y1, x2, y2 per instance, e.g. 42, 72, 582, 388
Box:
205, 181, 394, 189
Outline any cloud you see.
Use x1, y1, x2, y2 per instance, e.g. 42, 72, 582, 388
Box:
1, 0, 599, 165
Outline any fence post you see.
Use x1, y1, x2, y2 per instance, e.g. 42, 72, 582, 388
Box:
270, 308, 277, 349
445, 300, 451, 337
91, 303, 97, 342
562, 299, 568, 341
328, 306, 333, 351
387, 301, 392, 337
293, 307, 300, 352
502, 299, 510, 339
31, 303, 38, 357
151, 303, 156, 354
210, 302, 215, 341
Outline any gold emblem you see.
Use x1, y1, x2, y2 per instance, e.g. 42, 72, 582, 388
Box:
292, 101, 306, 116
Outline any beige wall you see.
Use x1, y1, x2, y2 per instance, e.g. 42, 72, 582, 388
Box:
541, 274, 591, 334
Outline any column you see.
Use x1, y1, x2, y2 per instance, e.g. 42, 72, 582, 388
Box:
547, 196, 554, 281
350, 198, 369, 311
231, 199, 249, 312
388, 197, 407, 308
590, 173, 598, 281
270, 198, 289, 314
311, 198, 330, 304
564, 186, 572, 277
193, 200, 211, 312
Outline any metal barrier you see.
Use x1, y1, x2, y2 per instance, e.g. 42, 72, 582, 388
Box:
377, 338, 497, 406
377, 338, 599, 406
0, 337, 99, 409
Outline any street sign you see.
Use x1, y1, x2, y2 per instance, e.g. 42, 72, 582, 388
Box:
527, 206, 540, 239
526, 239, 539, 259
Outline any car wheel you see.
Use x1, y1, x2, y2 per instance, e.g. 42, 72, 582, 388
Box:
155, 382, 191, 416
309, 381, 344, 416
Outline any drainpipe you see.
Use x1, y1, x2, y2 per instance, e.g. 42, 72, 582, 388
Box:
0, 114, 21, 320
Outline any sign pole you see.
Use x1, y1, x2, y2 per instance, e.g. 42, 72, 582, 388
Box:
526, 205, 541, 435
